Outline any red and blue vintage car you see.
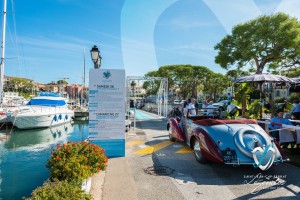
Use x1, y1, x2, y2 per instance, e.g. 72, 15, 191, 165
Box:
167, 111, 288, 170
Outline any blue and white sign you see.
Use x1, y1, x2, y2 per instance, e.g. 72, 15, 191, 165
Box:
89, 69, 125, 157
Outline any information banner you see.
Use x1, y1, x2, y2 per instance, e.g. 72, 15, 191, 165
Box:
89, 69, 125, 157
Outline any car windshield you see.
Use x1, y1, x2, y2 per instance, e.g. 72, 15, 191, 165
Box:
219, 100, 228, 104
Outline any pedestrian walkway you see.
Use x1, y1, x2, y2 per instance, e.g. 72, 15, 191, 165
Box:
90, 111, 165, 200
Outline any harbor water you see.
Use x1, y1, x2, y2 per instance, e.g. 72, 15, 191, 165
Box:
0, 121, 89, 200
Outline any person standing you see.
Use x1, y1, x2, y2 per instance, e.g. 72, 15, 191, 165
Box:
202, 100, 208, 109
227, 93, 232, 103
290, 99, 300, 119
182, 98, 189, 114
185, 98, 196, 116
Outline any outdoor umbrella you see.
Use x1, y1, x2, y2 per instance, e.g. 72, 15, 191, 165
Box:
289, 77, 300, 93
234, 73, 296, 118
234, 73, 296, 83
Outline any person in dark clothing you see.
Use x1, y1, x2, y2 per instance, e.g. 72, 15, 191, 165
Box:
181, 99, 189, 114
290, 99, 300, 120
194, 99, 199, 112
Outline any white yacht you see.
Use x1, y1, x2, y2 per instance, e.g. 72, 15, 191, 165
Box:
7, 92, 74, 129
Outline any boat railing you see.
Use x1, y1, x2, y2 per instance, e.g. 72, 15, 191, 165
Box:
15, 105, 69, 114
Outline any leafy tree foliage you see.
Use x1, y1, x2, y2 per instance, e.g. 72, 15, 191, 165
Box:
215, 13, 300, 74
143, 71, 161, 96
6, 78, 36, 97
57, 80, 68, 85
234, 83, 253, 117
143, 65, 228, 100
203, 73, 228, 102
130, 81, 136, 97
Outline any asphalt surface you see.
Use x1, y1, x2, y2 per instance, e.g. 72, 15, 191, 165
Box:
98, 110, 300, 200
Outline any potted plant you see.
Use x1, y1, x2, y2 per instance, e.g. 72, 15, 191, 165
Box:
47, 141, 108, 192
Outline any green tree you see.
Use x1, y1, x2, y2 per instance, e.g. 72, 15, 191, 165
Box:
234, 83, 252, 117
130, 81, 136, 97
142, 71, 161, 96
156, 65, 214, 99
143, 65, 228, 100
57, 80, 68, 85
215, 13, 300, 74
203, 73, 228, 102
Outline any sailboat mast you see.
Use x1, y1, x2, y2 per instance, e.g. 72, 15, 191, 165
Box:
0, 0, 7, 104
81, 47, 86, 106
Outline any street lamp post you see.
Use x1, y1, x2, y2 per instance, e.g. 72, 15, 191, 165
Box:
90, 45, 102, 69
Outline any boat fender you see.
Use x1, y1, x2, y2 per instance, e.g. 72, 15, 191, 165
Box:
53, 115, 57, 121
65, 115, 68, 120
58, 114, 62, 120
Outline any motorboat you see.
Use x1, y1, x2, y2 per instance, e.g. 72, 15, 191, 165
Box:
74, 105, 89, 121
7, 92, 74, 129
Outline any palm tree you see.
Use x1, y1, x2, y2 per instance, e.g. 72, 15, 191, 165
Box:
130, 81, 136, 97
234, 83, 252, 117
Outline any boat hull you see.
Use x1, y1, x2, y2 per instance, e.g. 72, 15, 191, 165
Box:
8, 109, 74, 129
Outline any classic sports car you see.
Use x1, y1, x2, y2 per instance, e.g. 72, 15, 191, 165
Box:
167, 112, 288, 170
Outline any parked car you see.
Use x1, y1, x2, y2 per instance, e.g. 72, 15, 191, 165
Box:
173, 100, 181, 105
166, 113, 287, 170
212, 100, 231, 111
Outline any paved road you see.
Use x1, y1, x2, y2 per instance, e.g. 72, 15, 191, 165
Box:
102, 111, 300, 200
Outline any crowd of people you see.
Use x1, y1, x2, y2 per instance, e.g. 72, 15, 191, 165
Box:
181, 93, 236, 117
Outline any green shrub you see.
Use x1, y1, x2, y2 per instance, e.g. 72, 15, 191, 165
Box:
248, 100, 262, 119
24, 179, 92, 200
47, 141, 108, 182
289, 94, 299, 104
274, 97, 286, 103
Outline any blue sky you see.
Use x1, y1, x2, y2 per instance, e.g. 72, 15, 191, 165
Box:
1, 0, 299, 84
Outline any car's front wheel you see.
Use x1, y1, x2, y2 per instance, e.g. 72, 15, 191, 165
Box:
193, 138, 206, 163
167, 125, 176, 142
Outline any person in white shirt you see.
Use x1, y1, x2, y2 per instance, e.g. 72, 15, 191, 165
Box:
185, 98, 197, 116
206, 101, 215, 115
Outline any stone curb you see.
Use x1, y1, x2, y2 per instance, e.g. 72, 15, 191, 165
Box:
90, 171, 106, 200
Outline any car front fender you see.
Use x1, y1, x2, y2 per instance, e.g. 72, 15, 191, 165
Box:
168, 118, 185, 142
